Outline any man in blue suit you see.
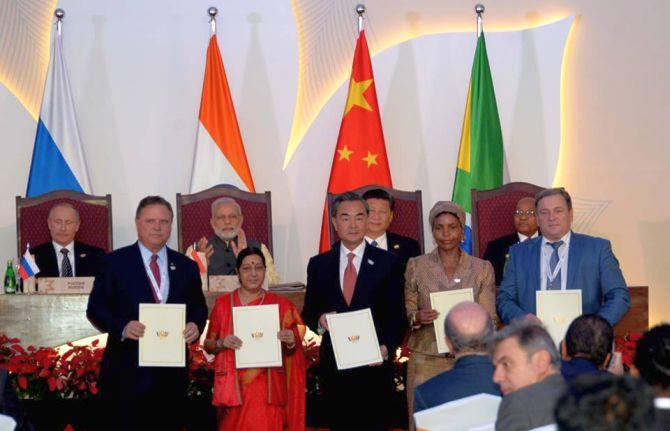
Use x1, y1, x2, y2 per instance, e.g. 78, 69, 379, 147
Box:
87, 196, 207, 430
414, 301, 500, 413
302, 192, 405, 431
497, 188, 630, 326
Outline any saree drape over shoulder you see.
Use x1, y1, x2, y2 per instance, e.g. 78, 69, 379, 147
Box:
208, 289, 306, 431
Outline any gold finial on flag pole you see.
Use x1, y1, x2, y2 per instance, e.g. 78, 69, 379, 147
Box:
55, 8, 65, 36
208, 7, 218, 34
356, 4, 366, 33
475, 4, 485, 37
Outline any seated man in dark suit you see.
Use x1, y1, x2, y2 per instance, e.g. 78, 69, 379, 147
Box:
30, 203, 105, 278
492, 322, 567, 431
633, 324, 670, 431
561, 314, 615, 382
483, 197, 538, 285
414, 301, 500, 413
362, 188, 421, 271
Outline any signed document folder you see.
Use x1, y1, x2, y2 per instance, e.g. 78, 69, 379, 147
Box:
139, 303, 185, 367
233, 303, 282, 369
430, 288, 474, 354
536, 289, 583, 344
413, 393, 502, 431
326, 308, 382, 370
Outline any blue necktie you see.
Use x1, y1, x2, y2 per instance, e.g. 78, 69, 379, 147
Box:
547, 241, 564, 290
61, 248, 73, 277
370, 240, 378, 248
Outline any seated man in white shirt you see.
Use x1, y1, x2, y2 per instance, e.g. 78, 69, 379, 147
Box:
30, 202, 105, 278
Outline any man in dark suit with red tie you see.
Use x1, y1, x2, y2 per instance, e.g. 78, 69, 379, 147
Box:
30, 203, 105, 278
302, 191, 405, 431
87, 196, 207, 430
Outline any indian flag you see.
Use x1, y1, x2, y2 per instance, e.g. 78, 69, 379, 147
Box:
189, 35, 255, 193
452, 32, 503, 254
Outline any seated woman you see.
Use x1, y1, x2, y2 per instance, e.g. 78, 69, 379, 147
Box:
404, 201, 498, 418
204, 247, 306, 431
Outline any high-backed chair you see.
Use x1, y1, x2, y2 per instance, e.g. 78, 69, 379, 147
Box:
16, 190, 113, 255
471, 182, 545, 259
327, 184, 424, 253
176, 185, 273, 254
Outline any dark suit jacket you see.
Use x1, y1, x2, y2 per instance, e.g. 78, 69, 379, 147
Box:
655, 405, 670, 431
497, 232, 630, 325
1, 368, 34, 431
414, 354, 501, 412
31, 241, 105, 278
302, 241, 404, 430
495, 373, 567, 431
386, 231, 422, 272
483, 233, 519, 286
560, 358, 609, 383
86, 242, 207, 429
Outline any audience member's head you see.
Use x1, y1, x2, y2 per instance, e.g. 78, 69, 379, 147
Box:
634, 323, 670, 397
492, 321, 561, 395
210, 197, 243, 241
564, 314, 614, 369
331, 192, 369, 249
555, 374, 655, 430
443, 301, 493, 357
362, 188, 394, 239
535, 187, 573, 242
513, 197, 538, 237
47, 202, 81, 246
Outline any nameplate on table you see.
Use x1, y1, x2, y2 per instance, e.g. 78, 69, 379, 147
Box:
326, 308, 382, 370
139, 303, 186, 367
536, 289, 582, 344
208, 275, 269, 292
233, 303, 282, 369
430, 288, 474, 354
37, 277, 94, 294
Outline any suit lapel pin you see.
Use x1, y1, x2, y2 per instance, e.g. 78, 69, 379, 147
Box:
169, 263, 176, 271
367, 259, 374, 266
80, 253, 87, 258
454, 278, 461, 283
393, 244, 400, 250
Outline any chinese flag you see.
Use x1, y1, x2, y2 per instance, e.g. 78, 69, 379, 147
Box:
319, 30, 393, 252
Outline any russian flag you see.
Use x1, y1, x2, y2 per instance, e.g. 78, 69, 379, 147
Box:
26, 21, 91, 197
19, 246, 40, 280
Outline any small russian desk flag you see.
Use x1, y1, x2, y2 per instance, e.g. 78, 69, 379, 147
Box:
19, 245, 40, 280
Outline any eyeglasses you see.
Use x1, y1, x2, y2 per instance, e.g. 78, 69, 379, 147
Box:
239, 265, 265, 273
514, 209, 536, 217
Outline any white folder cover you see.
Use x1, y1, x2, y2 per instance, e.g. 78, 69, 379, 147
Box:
430, 288, 474, 354
326, 308, 382, 370
536, 289, 583, 344
233, 303, 282, 369
139, 303, 185, 367
413, 393, 502, 431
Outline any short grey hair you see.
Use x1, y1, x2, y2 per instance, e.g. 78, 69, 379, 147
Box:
211, 197, 242, 218
444, 306, 494, 354
330, 192, 369, 217
491, 321, 561, 368
48, 202, 80, 222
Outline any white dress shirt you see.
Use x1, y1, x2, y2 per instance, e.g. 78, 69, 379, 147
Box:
138, 242, 170, 303
540, 231, 571, 291
52, 241, 76, 277
365, 233, 388, 251
339, 241, 366, 291
517, 231, 539, 242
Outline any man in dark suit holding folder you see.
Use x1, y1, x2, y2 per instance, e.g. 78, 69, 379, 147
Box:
302, 191, 405, 431
87, 196, 207, 430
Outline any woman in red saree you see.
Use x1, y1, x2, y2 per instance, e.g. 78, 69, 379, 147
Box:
204, 247, 306, 431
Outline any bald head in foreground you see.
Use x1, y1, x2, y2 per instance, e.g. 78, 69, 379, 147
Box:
413, 301, 501, 413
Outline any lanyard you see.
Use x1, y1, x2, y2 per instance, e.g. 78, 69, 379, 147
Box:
542, 243, 566, 284
144, 259, 165, 303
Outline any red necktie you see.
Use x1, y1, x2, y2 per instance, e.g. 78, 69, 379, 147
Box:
343, 252, 357, 306
150, 254, 161, 292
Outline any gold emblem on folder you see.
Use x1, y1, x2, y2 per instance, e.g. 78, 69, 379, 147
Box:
347, 335, 360, 343
553, 316, 567, 324
251, 331, 264, 340
156, 330, 169, 339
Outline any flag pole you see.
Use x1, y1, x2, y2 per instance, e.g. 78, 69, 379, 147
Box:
55, 8, 64, 36
208, 6, 218, 35
475, 4, 485, 37
356, 4, 366, 33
